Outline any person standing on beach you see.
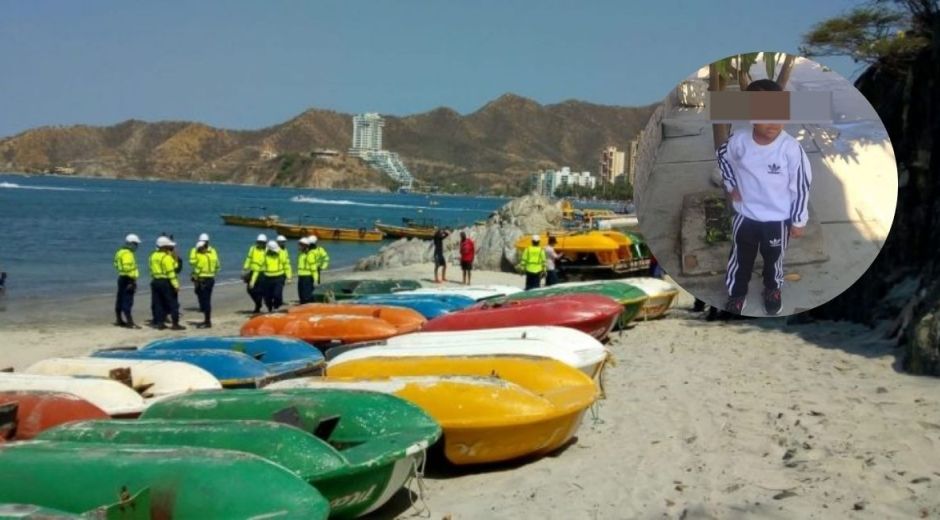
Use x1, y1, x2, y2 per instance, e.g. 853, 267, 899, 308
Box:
250, 241, 287, 312
113, 233, 142, 328
191, 240, 219, 328
517, 235, 547, 290
243, 234, 268, 313
718, 79, 813, 316
296, 237, 314, 304
431, 227, 450, 283
149, 236, 184, 330
189, 233, 220, 273
543, 236, 562, 286
307, 235, 329, 286
276, 235, 292, 307
459, 231, 475, 285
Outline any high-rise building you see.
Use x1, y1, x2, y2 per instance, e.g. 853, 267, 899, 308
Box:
531, 167, 596, 196
625, 138, 639, 187
350, 113, 384, 155
600, 146, 625, 184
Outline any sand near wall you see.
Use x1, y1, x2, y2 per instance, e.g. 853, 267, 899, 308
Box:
1, 266, 938, 519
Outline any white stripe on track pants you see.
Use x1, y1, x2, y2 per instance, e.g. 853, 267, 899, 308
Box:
725, 214, 790, 298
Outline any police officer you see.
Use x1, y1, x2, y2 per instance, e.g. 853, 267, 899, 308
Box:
517, 234, 547, 290
250, 240, 287, 312
296, 237, 314, 304
307, 235, 330, 285
243, 234, 268, 313
150, 236, 184, 330
191, 240, 219, 328
276, 235, 292, 307
113, 233, 142, 328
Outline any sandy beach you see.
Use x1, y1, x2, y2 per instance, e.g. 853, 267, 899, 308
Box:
2, 266, 938, 519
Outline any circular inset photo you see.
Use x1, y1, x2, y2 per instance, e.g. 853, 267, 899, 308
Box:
636, 52, 898, 317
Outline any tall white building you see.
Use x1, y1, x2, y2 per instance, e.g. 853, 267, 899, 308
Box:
600, 146, 625, 184
350, 112, 384, 154
531, 167, 596, 196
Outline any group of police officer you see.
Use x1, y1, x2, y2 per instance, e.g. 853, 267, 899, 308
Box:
112, 232, 328, 330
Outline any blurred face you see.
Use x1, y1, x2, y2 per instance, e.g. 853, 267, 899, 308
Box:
753, 123, 783, 143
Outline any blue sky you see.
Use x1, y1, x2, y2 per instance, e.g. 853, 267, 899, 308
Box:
0, 0, 865, 137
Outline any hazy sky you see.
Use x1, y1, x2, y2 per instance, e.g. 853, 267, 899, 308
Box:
0, 0, 865, 137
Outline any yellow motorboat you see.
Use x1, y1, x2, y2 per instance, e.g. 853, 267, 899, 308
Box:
273, 222, 384, 242
515, 230, 650, 274
318, 355, 599, 465
220, 214, 279, 228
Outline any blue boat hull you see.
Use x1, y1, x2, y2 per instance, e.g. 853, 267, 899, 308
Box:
142, 336, 324, 370
351, 294, 476, 318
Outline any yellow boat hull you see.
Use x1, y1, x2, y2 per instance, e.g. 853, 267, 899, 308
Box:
325, 356, 599, 465
273, 223, 384, 242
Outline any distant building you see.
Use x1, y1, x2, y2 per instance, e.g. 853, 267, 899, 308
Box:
625, 138, 639, 187
349, 113, 384, 155
599, 146, 625, 184
531, 167, 596, 196
348, 112, 414, 189
260, 149, 278, 160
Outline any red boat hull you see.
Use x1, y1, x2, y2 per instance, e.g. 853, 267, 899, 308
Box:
423, 294, 621, 340
0, 391, 109, 441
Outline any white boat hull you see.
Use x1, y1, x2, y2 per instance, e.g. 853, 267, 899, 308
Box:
23, 357, 222, 397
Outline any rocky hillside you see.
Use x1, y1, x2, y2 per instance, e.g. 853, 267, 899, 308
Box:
0, 95, 655, 193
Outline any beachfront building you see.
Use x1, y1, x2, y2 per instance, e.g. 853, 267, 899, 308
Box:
531, 167, 597, 196
348, 112, 414, 190
599, 146, 625, 184
625, 138, 639, 187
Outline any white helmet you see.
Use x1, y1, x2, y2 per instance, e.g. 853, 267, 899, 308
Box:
156, 236, 175, 248
298, 237, 310, 245
266, 240, 280, 252
196, 240, 207, 249
308, 235, 318, 244
276, 235, 287, 243
125, 234, 141, 244
531, 234, 541, 242
198, 233, 210, 242
256, 234, 268, 242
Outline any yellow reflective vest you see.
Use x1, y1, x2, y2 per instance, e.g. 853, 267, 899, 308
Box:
519, 246, 547, 274
149, 250, 179, 289
189, 246, 220, 271
192, 250, 220, 279
297, 248, 312, 276
278, 249, 293, 281
113, 247, 139, 279
243, 246, 266, 272
308, 247, 329, 283
250, 252, 287, 287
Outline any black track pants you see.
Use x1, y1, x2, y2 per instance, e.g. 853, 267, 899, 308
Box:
725, 214, 790, 298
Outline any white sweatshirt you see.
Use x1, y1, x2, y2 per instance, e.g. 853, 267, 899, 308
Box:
717, 129, 812, 227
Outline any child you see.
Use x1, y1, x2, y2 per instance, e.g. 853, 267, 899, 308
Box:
717, 79, 812, 316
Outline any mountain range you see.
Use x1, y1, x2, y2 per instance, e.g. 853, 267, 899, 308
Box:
0, 94, 657, 194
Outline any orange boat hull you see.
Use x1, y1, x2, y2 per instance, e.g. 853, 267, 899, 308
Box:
241, 313, 404, 345
0, 391, 108, 441
288, 303, 426, 333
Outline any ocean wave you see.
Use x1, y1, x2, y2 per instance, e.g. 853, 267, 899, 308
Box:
0, 181, 104, 192
290, 195, 478, 212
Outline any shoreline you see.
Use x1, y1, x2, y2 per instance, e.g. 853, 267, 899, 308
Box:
1, 263, 937, 518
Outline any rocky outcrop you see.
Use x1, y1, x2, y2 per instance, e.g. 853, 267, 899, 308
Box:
355, 194, 563, 272
808, 14, 940, 376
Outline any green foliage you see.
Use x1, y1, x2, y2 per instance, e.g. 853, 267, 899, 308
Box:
800, 4, 931, 65
553, 176, 633, 200
703, 195, 732, 244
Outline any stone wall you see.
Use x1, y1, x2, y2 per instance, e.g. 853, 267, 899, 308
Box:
632, 89, 675, 208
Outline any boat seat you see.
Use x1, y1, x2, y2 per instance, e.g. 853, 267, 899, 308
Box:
313, 415, 341, 442
0, 402, 16, 440
270, 406, 341, 443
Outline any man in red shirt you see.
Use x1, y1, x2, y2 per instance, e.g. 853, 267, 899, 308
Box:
459, 231, 475, 285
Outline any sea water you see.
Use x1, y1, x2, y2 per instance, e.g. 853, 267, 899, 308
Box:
0, 173, 507, 302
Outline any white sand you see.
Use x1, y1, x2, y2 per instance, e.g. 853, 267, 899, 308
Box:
1, 266, 938, 518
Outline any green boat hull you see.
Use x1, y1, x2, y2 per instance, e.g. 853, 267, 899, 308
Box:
507, 282, 649, 327
141, 389, 441, 518
0, 441, 329, 519
314, 279, 422, 303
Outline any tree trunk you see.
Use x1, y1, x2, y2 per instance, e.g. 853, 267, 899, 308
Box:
709, 64, 731, 150
776, 54, 796, 89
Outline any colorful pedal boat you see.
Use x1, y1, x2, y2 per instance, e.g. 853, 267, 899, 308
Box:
423, 293, 622, 340
505, 281, 649, 327
0, 373, 146, 417
141, 388, 441, 517
40, 415, 435, 519
396, 284, 522, 301
310, 355, 600, 465
312, 279, 422, 303
288, 303, 426, 332
241, 313, 412, 346
325, 335, 609, 380
23, 358, 222, 397
141, 336, 325, 378
0, 391, 108, 441
92, 348, 272, 388
0, 441, 328, 518
348, 294, 476, 319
